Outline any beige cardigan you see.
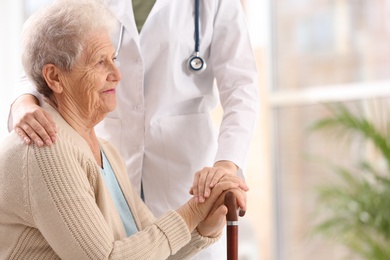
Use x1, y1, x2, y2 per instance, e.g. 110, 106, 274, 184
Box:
0, 103, 218, 259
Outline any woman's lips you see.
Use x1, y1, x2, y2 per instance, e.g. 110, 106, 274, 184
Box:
102, 88, 116, 94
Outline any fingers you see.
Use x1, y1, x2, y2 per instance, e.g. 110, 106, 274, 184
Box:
206, 205, 228, 227
190, 166, 231, 203
197, 205, 227, 238
207, 181, 240, 203
197, 188, 247, 238
191, 167, 210, 203
195, 174, 249, 208
15, 126, 32, 145
205, 186, 247, 219
187, 182, 247, 233
219, 175, 249, 192
42, 109, 57, 141
13, 106, 57, 147
223, 188, 247, 213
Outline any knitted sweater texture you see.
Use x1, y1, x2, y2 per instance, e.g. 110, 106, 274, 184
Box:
0, 103, 217, 259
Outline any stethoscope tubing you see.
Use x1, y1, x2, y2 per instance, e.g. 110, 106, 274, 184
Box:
194, 0, 200, 53
115, 25, 125, 58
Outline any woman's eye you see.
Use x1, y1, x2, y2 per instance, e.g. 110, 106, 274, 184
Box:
113, 57, 120, 66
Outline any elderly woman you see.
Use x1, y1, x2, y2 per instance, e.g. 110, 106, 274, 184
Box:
0, 0, 246, 259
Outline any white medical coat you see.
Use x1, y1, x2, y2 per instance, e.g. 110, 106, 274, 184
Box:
11, 0, 260, 258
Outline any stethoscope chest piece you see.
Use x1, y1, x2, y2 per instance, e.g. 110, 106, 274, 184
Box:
187, 52, 207, 74
187, 0, 206, 74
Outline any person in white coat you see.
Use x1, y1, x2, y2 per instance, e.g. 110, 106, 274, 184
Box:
9, 0, 259, 258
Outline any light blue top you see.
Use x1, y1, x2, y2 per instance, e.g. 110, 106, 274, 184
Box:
100, 150, 138, 237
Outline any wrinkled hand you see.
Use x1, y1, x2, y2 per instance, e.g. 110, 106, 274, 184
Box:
189, 161, 248, 203
177, 178, 243, 233
196, 203, 227, 238
196, 185, 247, 238
12, 95, 56, 147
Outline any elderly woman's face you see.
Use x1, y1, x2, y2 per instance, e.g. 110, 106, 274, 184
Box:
61, 30, 121, 120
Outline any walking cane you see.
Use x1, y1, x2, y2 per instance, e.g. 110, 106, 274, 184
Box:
224, 191, 239, 260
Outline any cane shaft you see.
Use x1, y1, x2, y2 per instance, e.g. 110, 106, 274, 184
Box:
227, 225, 238, 260
224, 191, 238, 260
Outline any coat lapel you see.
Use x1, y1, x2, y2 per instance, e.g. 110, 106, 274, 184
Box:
144, 0, 170, 22
106, 0, 140, 48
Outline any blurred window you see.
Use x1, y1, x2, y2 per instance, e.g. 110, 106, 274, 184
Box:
270, 1, 390, 260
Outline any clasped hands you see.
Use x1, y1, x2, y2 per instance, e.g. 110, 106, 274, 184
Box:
184, 161, 248, 238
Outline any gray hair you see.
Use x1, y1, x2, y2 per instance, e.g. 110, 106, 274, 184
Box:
21, 0, 118, 97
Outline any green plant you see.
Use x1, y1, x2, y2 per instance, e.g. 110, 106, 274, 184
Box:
310, 103, 390, 259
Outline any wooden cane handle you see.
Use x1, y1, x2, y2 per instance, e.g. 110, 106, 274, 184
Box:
224, 191, 238, 221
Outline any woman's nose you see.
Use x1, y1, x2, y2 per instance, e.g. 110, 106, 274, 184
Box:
108, 63, 122, 82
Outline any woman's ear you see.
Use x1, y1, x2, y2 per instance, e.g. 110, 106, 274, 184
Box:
42, 64, 63, 93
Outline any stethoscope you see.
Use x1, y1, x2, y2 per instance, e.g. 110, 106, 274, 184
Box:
187, 0, 207, 74
115, 0, 206, 74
